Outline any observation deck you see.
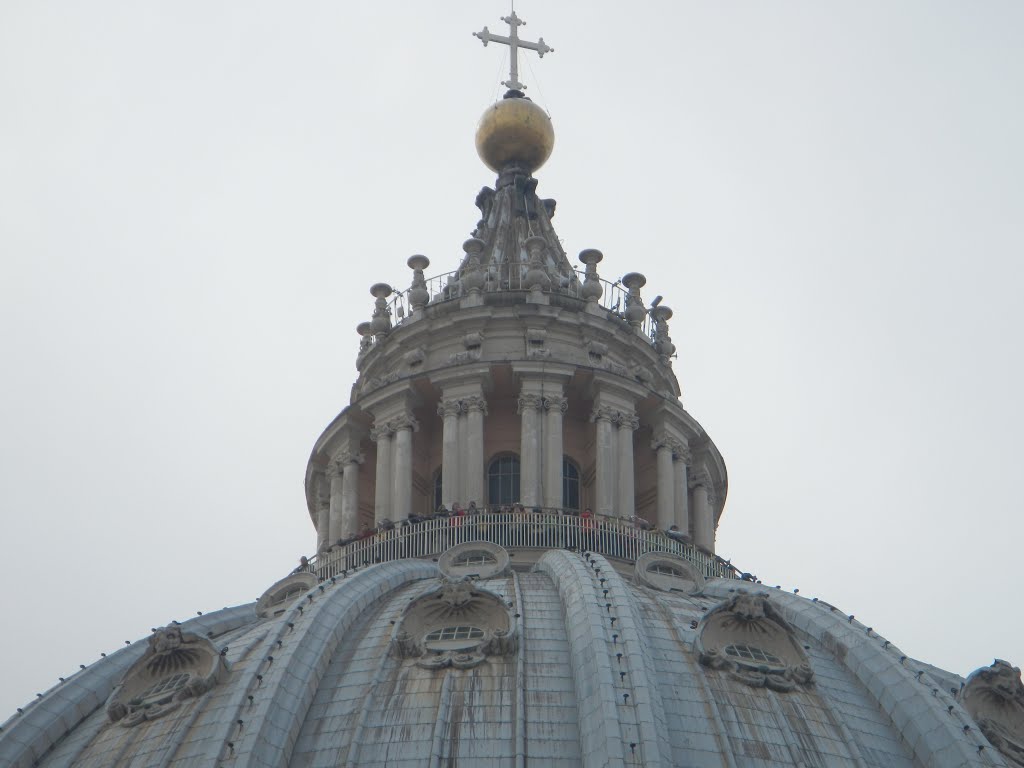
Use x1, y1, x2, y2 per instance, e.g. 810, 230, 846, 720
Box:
308, 511, 743, 582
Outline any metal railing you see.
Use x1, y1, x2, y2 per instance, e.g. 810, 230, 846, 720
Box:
308, 512, 738, 581
383, 267, 654, 341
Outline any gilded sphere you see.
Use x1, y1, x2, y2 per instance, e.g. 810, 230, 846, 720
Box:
475, 97, 554, 174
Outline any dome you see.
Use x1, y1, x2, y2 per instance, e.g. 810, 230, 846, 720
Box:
1, 548, 1007, 767
3, 10, 1022, 768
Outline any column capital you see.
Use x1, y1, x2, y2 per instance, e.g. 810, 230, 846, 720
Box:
390, 414, 420, 432
614, 412, 640, 431
437, 398, 464, 418
326, 462, 343, 479
650, 433, 675, 452
518, 393, 544, 414
673, 445, 693, 464
590, 404, 617, 423
369, 423, 394, 442
543, 395, 568, 413
335, 449, 365, 466
462, 394, 488, 416
689, 469, 712, 490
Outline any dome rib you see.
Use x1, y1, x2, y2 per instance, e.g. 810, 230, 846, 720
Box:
537, 549, 669, 766
231, 560, 436, 767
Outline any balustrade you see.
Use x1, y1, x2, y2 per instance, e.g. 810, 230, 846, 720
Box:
308, 511, 738, 582
379, 267, 656, 342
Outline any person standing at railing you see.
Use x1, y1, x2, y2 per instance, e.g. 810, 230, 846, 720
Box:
666, 524, 691, 546
292, 556, 310, 574
465, 501, 480, 538
581, 507, 595, 551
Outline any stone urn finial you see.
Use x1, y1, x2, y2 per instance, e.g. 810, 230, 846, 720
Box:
406, 255, 430, 311
369, 283, 393, 338
460, 238, 486, 295
578, 249, 604, 304
356, 321, 373, 354
650, 305, 676, 360
524, 236, 551, 291
621, 272, 647, 330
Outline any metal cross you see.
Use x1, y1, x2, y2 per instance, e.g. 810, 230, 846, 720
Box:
474, 10, 553, 92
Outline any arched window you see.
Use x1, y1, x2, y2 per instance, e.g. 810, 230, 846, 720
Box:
432, 467, 443, 512
562, 456, 580, 511
487, 454, 520, 506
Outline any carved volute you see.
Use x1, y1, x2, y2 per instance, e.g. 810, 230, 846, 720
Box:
959, 659, 1024, 766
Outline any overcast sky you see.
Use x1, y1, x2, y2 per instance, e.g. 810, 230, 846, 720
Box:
1, 1, 1021, 718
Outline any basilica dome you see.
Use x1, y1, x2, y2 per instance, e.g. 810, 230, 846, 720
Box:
3, 11, 1022, 768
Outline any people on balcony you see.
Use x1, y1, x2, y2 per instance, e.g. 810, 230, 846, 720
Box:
666, 524, 691, 545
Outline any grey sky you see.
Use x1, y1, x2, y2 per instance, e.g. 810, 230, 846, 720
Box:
1, 1, 1021, 717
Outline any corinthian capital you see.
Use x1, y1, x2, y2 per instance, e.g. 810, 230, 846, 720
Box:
673, 445, 693, 464
326, 462, 344, 479
590, 405, 617, 423
543, 395, 568, 413
689, 469, 712, 490
390, 414, 420, 432
616, 413, 640, 431
336, 450, 365, 465
517, 393, 543, 414
462, 395, 488, 415
437, 398, 463, 418
650, 433, 675, 452
369, 424, 394, 442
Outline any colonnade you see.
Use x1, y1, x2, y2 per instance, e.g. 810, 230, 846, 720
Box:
370, 414, 418, 526
517, 388, 568, 509
437, 395, 487, 508
318, 449, 364, 551
317, 380, 717, 553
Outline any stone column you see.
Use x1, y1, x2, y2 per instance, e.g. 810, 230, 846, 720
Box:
438, 399, 462, 509
315, 472, 331, 550
691, 471, 714, 552
673, 445, 691, 536
617, 412, 639, 518
543, 395, 567, 509
652, 435, 675, 531
391, 414, 418, 522
339, 451, 363, 538
518, 393, 543, 507
327, 461, 345, 543
590, 406, 618, 517
463, 395, 487, 507
370, 423, 394, 525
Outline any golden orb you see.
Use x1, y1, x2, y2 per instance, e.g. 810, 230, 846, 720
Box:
475, 96, 554, 174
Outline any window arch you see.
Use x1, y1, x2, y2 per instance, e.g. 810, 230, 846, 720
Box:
562, 456, 580, 511
487, 454, 520, 506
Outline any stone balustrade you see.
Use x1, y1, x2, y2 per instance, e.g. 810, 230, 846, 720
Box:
308, 511, 740, 582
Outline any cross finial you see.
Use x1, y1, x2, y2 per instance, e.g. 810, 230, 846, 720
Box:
474, 10, 553, 93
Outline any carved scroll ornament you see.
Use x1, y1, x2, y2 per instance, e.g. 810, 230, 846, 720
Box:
959, 659, 1024, 766
106, 626, 226, 726
697, 590, 814, 693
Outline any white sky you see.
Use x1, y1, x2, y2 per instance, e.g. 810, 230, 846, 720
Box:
1, 1, 1021, 718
